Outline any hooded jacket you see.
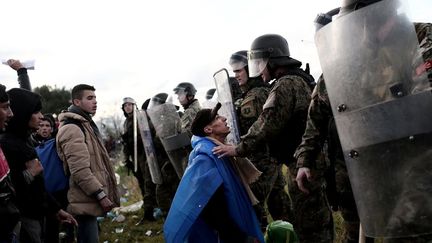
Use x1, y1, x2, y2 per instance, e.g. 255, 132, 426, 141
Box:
164, 136, 263, 243
56, 109, 120, 216
0, 88, 59, 219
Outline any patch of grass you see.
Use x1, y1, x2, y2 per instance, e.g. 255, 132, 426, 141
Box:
99, 162, 165, 243
99, 209, 165, 243
333, 211, 346, 243
99, 161, 353, 242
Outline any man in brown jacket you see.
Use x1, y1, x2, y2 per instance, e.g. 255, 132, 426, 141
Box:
56, 84, 120, 243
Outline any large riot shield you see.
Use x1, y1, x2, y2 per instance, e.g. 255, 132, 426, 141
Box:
136, 110, 163, 184
147, 103, 189, 178
213, 68, 241, 145
202, 93, 218, 109
315, 1, 432, 238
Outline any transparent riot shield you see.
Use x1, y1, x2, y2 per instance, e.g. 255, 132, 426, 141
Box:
136, 110, 163, 184
147, 103, 189, 178
315, 0, 432, 238
133, 106, 138, 172
202, 92, 218, 109
213, 68, 241, 145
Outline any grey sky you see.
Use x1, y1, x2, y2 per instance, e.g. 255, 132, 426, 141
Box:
0, 0, 430, 120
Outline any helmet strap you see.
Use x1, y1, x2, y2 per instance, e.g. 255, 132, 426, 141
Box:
267, 61, 278, 79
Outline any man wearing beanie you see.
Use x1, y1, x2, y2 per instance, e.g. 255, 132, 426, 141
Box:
0, 88, 77, 242
56, 84, 119, 242
164, 103, 264, 243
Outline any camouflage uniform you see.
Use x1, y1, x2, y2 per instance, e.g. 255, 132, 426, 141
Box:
235, 77, 289, 230
294, 23, 432, 243
140, 113, 165, 219
148, 105, 184, 216
150, 121, 178, 216
381, 22, 432, 243
236, 74, 332, 243
122, 116, 147, 201
123, 115, 161, 218
294, 75, 359, 243
414, 23, 432, 83
180, 99, 201, 136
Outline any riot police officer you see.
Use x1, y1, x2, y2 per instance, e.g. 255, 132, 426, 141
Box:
311, 0, 432, 242
229, 50, 290, 231
173, 82, 201, 136
214, 34, 332, 243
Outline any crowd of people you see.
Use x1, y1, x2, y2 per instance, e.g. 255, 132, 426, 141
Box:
0, 0, 431, 242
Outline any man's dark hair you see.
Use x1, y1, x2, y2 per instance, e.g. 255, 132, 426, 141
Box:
41, 114, 55, 128
71, 84, 95, 100
0, 84, 8, 103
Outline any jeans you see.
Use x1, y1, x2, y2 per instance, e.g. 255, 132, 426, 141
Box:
76, 215, 99, 243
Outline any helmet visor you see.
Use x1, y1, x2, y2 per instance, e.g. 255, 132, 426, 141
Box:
147, 99, 161, 110
248, 57, 268, 78
173, 89, 188, 105
229, 60, 247, 71
248, 49, 270, 77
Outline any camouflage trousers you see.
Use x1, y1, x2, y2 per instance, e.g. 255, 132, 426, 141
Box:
286, 164, 334, 243
250, 160, 290, 231
131, 155, 146, 200
156, 160, 180, 215
335, 161, 364, 243
142, 157, 157, 214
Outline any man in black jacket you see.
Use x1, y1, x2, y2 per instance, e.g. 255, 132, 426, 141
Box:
0, 84, 17, 242
0, 60, 76, 242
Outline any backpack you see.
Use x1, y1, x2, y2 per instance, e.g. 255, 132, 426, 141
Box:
286, 63, 316, 91
35, 118, 85, 193
36, 138, 69, 193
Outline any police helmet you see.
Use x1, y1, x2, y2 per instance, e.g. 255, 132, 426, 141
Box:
122, 97, 136, 105
205, 88, 216, 100
141, 98, 151, 111
173, 82, 197, 96
151, 93, 168, 105
248, 34, 301, 77
229, 50, 248, 71
121, 97, 136, 116
314, 8, 340, 32
339, 0, 382, 17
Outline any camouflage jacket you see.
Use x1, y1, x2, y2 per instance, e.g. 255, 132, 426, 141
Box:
295, 22, 432, 169
236, 78, 269, 135
235, 78, 270, 162
181, 99, 201, 136
414, 22, 432, 82
122, 115, 144, 159
236, 74, 311, 164
294, 75, 332, 169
